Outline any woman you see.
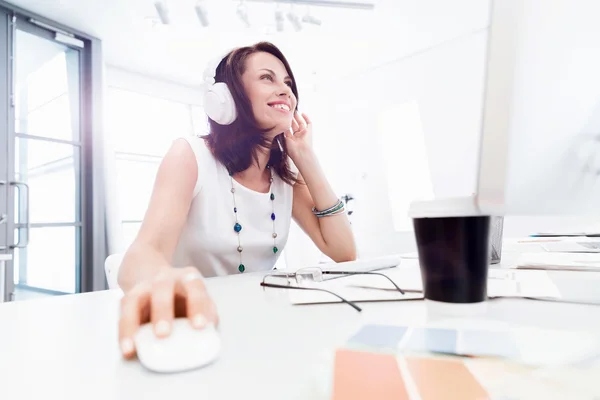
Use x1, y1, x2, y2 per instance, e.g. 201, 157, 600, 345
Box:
117, 42, 356, 358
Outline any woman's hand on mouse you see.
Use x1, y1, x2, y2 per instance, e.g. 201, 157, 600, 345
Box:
118, 267, 218, 359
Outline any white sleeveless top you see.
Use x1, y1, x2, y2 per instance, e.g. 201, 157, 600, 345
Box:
171, 135, 294, 277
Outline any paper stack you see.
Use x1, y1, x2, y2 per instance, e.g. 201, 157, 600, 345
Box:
514, 252, 600, 271
287, 265, 561, 306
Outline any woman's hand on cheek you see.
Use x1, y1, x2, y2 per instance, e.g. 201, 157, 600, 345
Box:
284, 111, 314, 161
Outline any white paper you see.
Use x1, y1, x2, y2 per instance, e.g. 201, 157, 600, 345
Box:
337, 266, 560, 298
275, 254, 403, 273
287, 266, 560, 305
488, 269, 562, 298
287, 271, 423, 305
514, 252, 600, 271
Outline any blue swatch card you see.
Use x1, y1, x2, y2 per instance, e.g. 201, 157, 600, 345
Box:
403, 327, 458, 355
347, 324, 409, 350
459, 330, 521, 360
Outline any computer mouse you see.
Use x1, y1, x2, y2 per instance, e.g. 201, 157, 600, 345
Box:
134, 318, 221, 373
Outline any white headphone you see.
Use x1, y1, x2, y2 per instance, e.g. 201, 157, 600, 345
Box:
202, 51, 237, 125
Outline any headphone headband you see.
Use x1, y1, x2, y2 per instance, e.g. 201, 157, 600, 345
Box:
202, 49, 234, 90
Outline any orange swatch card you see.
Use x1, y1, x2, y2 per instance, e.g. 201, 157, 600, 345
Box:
406, 357, 490, 400
331, 349, 490, 400
332, 349, 409, 400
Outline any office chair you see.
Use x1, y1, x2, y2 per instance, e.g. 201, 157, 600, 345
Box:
104, 253, 124, 290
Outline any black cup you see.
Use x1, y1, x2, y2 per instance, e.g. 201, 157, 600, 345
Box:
413, 215, 491, 303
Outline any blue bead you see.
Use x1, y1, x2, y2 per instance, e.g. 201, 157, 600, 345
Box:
234, 223, 242, 232
271, 213, 276, 221
234, 207, 237, 213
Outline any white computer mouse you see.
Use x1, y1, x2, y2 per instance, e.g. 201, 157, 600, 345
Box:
134, 318, 221, 373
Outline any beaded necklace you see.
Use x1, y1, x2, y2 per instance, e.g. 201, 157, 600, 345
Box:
229, 165, 278, 273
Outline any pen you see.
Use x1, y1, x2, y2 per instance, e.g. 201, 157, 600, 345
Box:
518, 239, 562, 243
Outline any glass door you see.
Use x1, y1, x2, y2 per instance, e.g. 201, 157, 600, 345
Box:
1, 11, 85, 301
1, 8, 11, 301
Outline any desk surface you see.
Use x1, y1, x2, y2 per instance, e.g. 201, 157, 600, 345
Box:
2, 245, 600, 400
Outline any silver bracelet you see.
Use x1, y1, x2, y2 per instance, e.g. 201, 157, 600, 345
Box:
318, 207, 346, 218
312, 199, 345, 218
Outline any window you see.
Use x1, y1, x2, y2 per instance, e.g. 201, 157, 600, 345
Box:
106, 86, 203, 248
377, 100, 433, 231
114, 156, 160, 222
191, 105, 210, 136
106, 88, 195, 157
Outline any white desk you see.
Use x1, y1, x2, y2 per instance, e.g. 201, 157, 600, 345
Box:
1, 245, 600, 399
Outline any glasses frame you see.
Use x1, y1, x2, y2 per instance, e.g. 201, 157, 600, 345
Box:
259, 281, 363, 311
260, 268, 406, 312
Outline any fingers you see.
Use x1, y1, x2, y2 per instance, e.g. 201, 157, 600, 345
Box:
295, 112, 307, 128
118, 267, 221, 361
177, 268, 215, 329
285, 127, 293, 139
209, 299, 220, 328
301, 112, 311, 125
291, 116, 300, 132
150, 272, 176, 338
119, 282, 151, 359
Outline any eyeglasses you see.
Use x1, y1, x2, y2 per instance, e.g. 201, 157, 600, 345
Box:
260, 267, 405, 312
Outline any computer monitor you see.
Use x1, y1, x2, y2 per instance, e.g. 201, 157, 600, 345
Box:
476, 0, 600, 216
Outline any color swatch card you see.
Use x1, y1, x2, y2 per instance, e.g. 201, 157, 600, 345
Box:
457, 328, 520, 360
347, 324, 408, 351
346, 324, 600, 367
326, 349, 600, 400
402, 327, 459, 356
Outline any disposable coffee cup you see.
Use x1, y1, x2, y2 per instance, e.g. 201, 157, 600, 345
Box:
409, 197, 491, 315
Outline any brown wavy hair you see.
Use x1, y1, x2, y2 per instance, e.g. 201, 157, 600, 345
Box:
202, 42, 300, 185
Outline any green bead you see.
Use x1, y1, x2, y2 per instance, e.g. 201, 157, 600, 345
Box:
273, 246, 278, 254
238, 264, 245, 273
270, 193, 275, 201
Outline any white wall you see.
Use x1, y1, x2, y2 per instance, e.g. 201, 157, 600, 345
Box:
501, 0, 600, 215
293, 28, 489, 262
105, 67, 203, 106
284, 6, 600, 266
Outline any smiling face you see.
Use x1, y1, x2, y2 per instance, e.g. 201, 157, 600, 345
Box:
241, 51, 297, 135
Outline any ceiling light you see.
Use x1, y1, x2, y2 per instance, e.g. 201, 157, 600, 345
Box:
154, 1, 170, 25
275, 9, 284, 32
302, 14, 321, 25
195, 2, 209, 27
286, 11, 302, 31
244, 0, 374, 11
236, 4, 250, 28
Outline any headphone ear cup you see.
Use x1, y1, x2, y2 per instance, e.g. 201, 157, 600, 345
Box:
203, 82, 237, 125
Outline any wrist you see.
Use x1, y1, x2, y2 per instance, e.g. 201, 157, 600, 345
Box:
289, 147, 317, 168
